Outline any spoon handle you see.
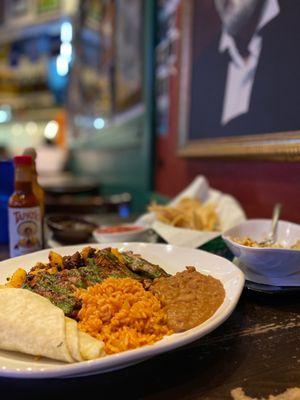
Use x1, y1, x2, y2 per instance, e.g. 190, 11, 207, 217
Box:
270, 203, 282, 239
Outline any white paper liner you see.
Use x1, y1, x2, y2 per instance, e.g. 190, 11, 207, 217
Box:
137, 176, 246, 248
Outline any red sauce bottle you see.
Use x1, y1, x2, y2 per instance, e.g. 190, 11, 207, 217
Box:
23, 147, 45, 217
8, 156, 43, 257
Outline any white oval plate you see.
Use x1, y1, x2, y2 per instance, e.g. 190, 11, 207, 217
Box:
0, 243, 244, 379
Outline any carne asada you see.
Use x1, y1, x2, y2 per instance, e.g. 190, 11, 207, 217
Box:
19, 247, 169, 317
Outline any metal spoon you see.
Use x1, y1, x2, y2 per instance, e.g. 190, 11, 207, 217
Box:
258, 203, 282, 246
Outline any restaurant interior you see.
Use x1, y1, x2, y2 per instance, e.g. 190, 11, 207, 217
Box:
0, 1, 300, 399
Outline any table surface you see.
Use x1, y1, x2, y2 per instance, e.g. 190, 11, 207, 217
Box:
0, 242, 300, 400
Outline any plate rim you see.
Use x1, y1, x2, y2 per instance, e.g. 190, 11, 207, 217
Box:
0, 242, 245, 378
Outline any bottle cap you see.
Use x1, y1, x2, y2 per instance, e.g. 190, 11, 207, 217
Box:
14, 155, 32, 166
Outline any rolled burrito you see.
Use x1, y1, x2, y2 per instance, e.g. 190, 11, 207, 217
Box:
0, 288, 105, 362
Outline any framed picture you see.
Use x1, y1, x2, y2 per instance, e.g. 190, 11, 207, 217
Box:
155, 0, 180, 136
37, 0, 60, 14
114, 0, 143, 112
0, 1, 5, 26
6, 0, 35, 24
178, 0, 300, 160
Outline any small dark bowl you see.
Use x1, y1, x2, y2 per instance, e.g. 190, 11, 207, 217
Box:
46, 215, 98, 244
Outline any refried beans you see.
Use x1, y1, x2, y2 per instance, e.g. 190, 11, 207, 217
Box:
150, 267, 225, 332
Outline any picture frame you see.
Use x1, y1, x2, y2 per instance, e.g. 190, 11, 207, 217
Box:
6, 0, 35, 25
114, 0, 143, 112
37, 0, 60, 13
178, 0, 300, 160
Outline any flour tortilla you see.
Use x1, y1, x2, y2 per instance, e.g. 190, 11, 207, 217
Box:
65, 318, 83, 362
0, 288, 73, 362
78, 330, 105, 360
0, 288, 104, 362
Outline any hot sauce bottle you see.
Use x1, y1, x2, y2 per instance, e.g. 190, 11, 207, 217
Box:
8, 156, 43, 257
23, 147, 45, 217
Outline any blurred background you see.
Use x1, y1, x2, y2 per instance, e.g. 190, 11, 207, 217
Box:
0, 0, 156, 217
0, 0, 299, 224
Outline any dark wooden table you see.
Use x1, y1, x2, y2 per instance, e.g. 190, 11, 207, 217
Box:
0, 243, 300, 400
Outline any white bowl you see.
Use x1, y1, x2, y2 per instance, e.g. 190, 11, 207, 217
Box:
222, 219, 300, 286
93, 224, 149, 243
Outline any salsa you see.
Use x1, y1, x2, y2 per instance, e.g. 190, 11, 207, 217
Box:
96, 225, 143, 234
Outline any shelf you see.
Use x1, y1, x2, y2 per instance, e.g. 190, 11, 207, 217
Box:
0, 15, 72, 44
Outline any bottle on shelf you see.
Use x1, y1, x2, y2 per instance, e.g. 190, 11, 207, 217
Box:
0, 160, 14, 244
23, 147, 45, 217
8, 155, 43, 257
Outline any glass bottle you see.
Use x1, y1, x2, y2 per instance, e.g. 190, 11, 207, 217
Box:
0, 160, 14, 244
8, 155, 43, 257
23, 147, 45, 217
